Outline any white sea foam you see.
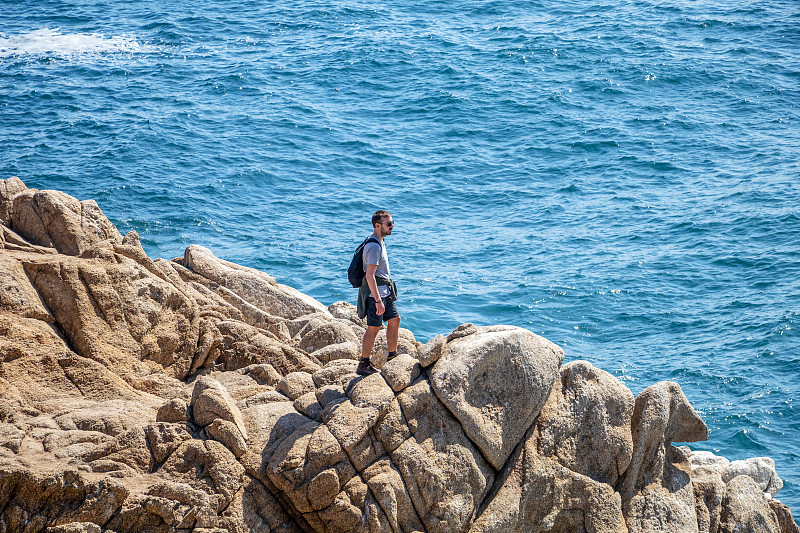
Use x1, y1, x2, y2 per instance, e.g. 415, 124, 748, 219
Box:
0, 28, 150, 59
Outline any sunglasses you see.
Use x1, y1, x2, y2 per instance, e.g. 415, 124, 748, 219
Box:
383, 221, 395, 227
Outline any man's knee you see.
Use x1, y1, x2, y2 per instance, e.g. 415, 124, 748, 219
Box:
387, 316, 400, 328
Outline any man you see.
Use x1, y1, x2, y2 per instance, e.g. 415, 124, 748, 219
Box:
356, 210, 400, 376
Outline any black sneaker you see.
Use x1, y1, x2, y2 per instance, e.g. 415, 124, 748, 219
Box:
356, 359, 378, 376
387, 351, 399, 362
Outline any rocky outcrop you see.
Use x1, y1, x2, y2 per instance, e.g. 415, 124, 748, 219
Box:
0, 177, 796, 533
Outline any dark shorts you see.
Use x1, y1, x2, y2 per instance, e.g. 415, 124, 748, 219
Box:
366, 296, 399, 327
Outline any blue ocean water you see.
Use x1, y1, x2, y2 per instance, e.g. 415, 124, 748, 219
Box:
2, 0, 799, 513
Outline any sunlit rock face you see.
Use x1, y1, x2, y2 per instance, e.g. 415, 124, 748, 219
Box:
0, 177, 795, 533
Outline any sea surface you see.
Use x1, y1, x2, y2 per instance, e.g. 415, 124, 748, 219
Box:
2, 0, 799, 514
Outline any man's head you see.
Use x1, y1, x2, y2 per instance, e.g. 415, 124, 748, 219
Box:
372, 210, 394, 237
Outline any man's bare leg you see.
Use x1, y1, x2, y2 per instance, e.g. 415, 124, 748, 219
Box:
362, 325, 381, 359
386, 316, 400, 353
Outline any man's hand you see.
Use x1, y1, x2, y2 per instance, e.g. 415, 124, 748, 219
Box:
375, 300, 386, 316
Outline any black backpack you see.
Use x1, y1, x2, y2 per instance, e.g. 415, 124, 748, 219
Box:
348, 236, 380, 288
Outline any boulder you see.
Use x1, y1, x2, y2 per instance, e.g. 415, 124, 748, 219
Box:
46, 523, 102, 533
471, 435, 627, 533
278, 371, 317, 401
0, 256, 53, 321
770, 500, 800, 533
718, 475, 782, 533
22, 253, 208, 380
190, 376, 248, 441
312, 359, 358, 389
310, 342, 361, 364
691, 466, 726, 533
429, 326, 564, 469
183, 244, 330, 320
0, 176, 27, 226
535, 360, 634, 486
327, 301, 365, 327
217, 319, 320, 374
380, 353, 420, 393
12, 189, 121, 256
0, 467, 128, 531
206, 418, 248, 458
618, 381, 709, 533
239, 400, 311, 486
267, 422, 357, 519
156, 398, 189, 424
297, 321, 360, 354
392, 377, 494, 533
143, 422, 192, 464
361, 457, 425, 533
723, 457, 783, 499
417, 334, 445, 367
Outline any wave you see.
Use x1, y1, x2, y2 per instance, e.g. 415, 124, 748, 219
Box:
0, 28, 151, 59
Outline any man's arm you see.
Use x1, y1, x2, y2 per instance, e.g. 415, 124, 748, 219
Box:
365, 263, 385, 316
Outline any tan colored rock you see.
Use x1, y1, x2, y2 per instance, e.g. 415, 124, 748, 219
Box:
430, 326, 564, 470
183, 244, 330, 319
206, 418, 248, 458
159, 439, 245, 510
0, 256, 52, 321
267, 422, 356, 517
240, 363, 282, 386
156, 398, 189, 423
769, 500, 800, 533
294, 391, 323, 420
54, 400, 155, 437
691, 466, 726, 533
719, 475, 782, 533
0, 176, 27, 226
317, 384, 347, 410
618, 381, 709, 533
417, 334, 446, 367
42, 429, 115, 457
381, 353, 420, 392
22, 253, 208, 380
312, 359, 358, 389
298, 321, 360, 354
373, 397, 411, 454
535, 360, 634, 486
12, 189, 122, 256
0, 467, 128, 530
362, 457, 426, 533
243, 389, 291, 408
327, 301, 365, 327
325, 373, 396, 471
447, 322, 478, 342
311, 341, 361, 364
239, 400, 312, 486
393, 377, 494, 533
239, 476, 305, 533
688, 449, 730, 473
190, 376, 248, 441
367, 327, 419, 366
471, 433, 627, 533
278, 371, 317, 401
46, 522, 102, 533
143, 422, 192, 464
217, 319, 320, 374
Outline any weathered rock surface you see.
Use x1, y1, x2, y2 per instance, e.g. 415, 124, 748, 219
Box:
429, 325, 564, 470
0, 178, 795, 533
618, 381, 709, 533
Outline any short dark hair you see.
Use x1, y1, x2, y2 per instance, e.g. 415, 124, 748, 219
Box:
372, 210, 391, 227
